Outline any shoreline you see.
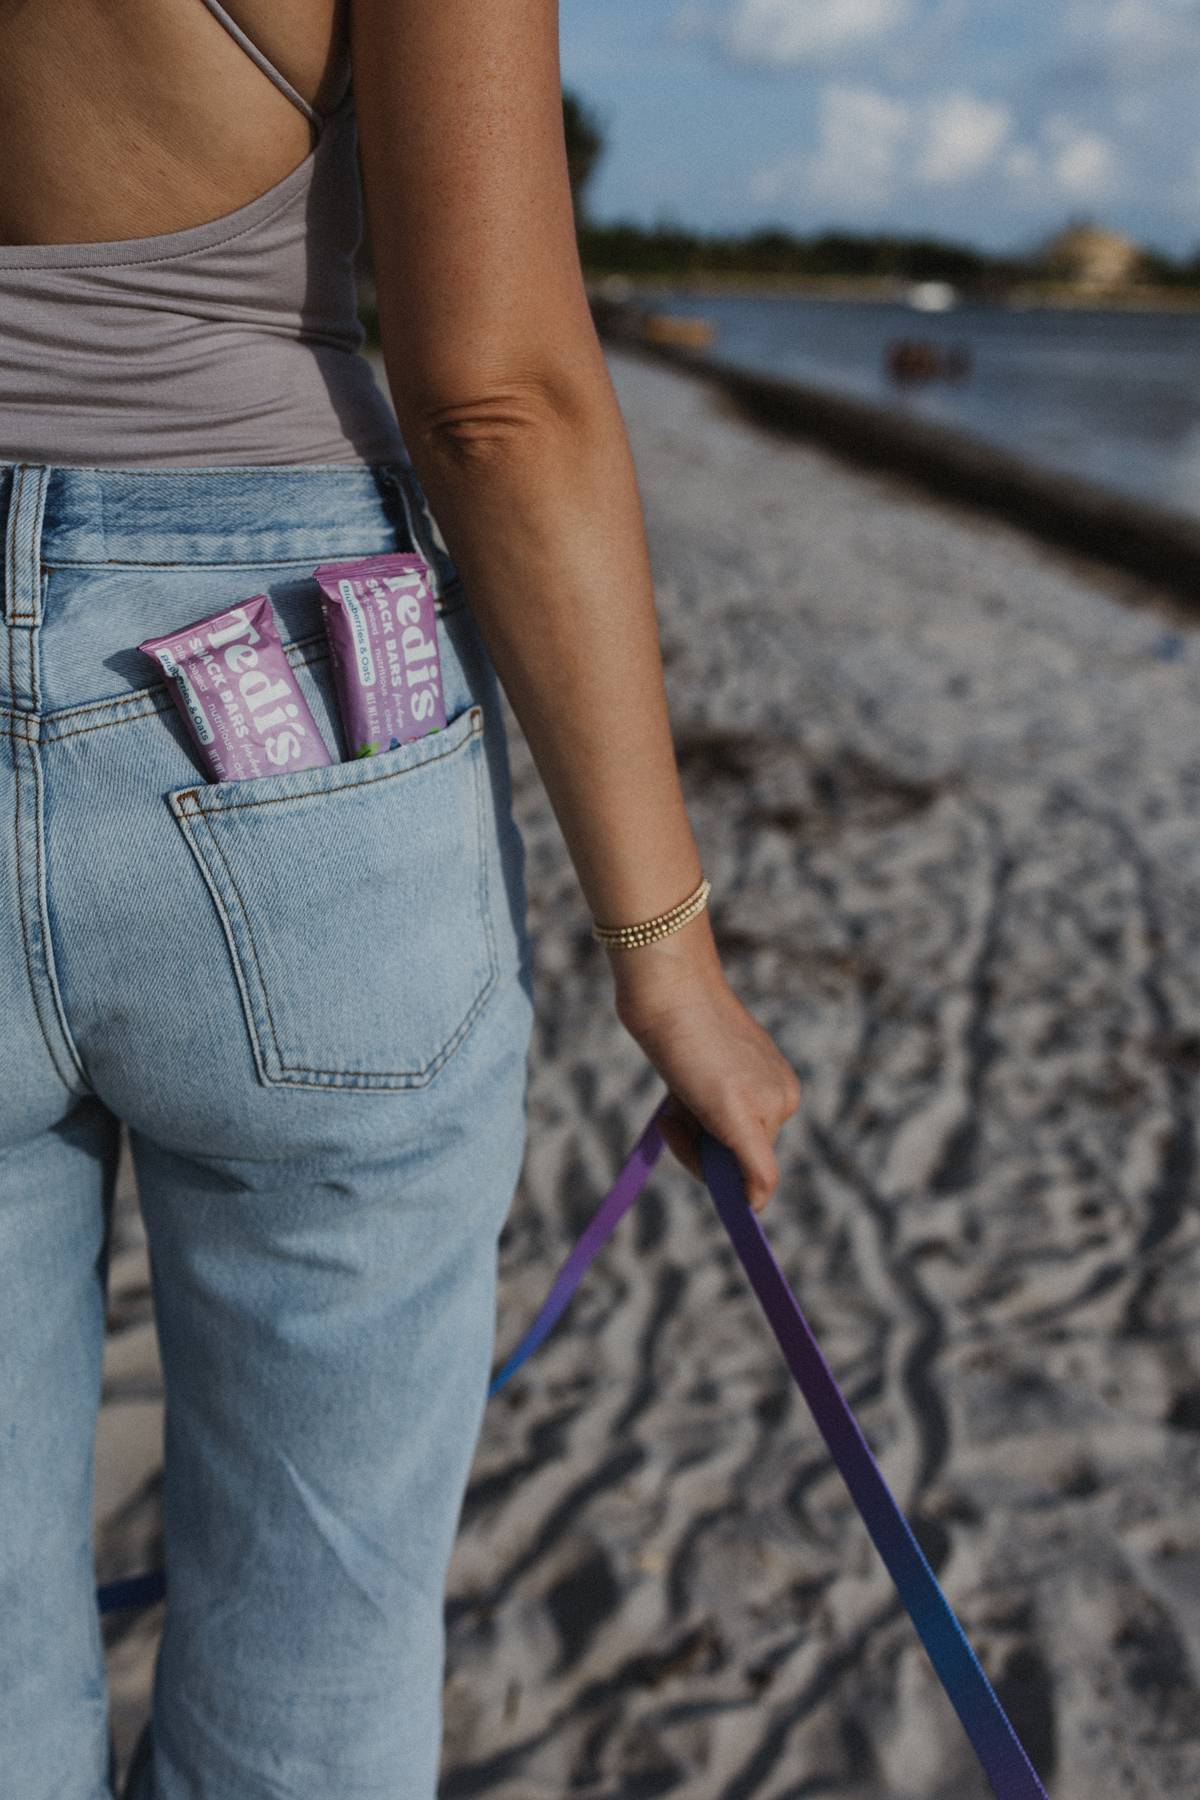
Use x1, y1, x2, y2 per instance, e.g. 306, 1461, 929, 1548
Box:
589, 310, 1200, 602
584, 271, 1200, 313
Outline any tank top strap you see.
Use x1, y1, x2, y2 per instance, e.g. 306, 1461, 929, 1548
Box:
196, 0, 327, 129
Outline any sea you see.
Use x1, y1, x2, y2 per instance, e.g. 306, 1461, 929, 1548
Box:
647, 290, 1200, 522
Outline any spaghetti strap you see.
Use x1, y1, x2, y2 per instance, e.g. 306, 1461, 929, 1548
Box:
196, 0, 324, 129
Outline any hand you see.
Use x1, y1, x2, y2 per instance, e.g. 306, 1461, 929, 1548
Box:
610, 949, 803, 1213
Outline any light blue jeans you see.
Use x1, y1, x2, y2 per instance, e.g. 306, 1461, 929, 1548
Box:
0, 460, 535, 1799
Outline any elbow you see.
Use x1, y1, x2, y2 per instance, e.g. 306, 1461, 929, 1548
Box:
396, 360, 611, 475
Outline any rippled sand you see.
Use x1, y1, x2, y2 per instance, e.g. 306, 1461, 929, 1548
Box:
100, 346, 1200, 1797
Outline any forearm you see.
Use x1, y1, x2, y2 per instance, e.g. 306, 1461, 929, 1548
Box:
386, 352, 721, 993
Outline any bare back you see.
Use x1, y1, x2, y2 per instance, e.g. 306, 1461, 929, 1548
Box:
0, 0, 348, 246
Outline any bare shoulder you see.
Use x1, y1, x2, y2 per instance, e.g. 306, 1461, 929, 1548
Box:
211, 0, 350, 113
0, 0, 350, 243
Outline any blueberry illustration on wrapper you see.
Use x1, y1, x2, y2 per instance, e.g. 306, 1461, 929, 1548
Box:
313, 552, 447, 760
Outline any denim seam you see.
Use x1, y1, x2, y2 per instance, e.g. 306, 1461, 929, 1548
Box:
379, 465, 441, 600
0, 609, 466, 731
39, 559, 466, 587
380, 465, 463, 608
470, 705, 502, 1025
3, 475, 83, 1090
36, 568, 50, 706
39, 634, 326, 722
175, 704, 482, 815
45, 697, 177, 742
3, 467, 16, 627
190, 799, 490, 1086
46, 688, 169, 721
26, 621, 40, 711
7, 724, 79, 1093
5, 467, 23, 626
174, 714, 499, 1087
5, 471, 20, 697
9, 467, 47, 623
15, 464, 402, 477
2, 695, 165, 737
180, 714, 481, 1067
53, 634, 329, 721
0, 639, 336, 738
170, 803, 280, 1090
5, 623, 39, 712
30, 728, 90, 1087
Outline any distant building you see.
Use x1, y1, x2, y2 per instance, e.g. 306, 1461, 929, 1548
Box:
1035, 222, 1146, 292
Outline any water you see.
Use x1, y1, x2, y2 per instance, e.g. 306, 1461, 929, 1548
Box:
651, 291, 1200, 520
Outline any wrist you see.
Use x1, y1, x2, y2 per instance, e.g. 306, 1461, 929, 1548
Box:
606, 908, 725, 1019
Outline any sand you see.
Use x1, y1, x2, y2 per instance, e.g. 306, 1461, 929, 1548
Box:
98, 344, 1200, 1797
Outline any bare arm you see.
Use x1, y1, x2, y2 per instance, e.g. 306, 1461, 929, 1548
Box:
350, 0, 800, 1205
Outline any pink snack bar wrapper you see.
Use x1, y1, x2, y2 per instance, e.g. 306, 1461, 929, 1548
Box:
312, 552, 447, 759
139, 593, 333, 783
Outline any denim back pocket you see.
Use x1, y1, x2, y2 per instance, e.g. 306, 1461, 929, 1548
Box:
167, 699, 499, 1092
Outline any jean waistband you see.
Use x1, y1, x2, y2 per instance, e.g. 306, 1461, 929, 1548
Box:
0, 459, 460, 598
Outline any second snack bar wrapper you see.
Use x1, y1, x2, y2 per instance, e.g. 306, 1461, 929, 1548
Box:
313, 552, 447, 759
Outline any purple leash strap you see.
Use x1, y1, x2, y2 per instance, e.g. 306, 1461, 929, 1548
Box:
489, 1094, 1048, 1800
95, 1092, 1052, 1799
694, 1123, 1048, 1800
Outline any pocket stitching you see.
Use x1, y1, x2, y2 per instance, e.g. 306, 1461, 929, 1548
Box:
170, 803, 280, 1090
172, 704, 483, 816
173, 708, 499, 1089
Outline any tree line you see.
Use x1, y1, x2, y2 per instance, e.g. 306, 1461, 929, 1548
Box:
356, 88, 1200, 322
561, 89, 1200, 293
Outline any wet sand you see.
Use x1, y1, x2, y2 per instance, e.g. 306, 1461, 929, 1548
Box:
100, 345, 1200, 1796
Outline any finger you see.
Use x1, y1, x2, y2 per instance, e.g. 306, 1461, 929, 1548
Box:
659, 1094, 780, 1212
779, 1071, 803, 1115
703, 1103, 779, 1212
740, 1137, 779, 1212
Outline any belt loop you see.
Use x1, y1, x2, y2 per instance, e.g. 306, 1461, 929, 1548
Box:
4, 464, 50, 627
377, 462, 458, 608
4, 464, 51, 712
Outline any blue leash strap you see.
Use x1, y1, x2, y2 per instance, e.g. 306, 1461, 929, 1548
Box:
95, 1094, 1052, 1798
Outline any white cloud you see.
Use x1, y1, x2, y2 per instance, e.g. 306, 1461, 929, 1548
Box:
1001, 118, 1123, 208
673, 0, 912, 67
1044, 117, 1121, 202
803, 84, 914, 205
751, 83, 1013, 213
915, 92, 1012, 185
1093, 0, 1200, 73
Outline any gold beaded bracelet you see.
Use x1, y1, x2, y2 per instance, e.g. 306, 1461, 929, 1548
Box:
591, 873, 712, 950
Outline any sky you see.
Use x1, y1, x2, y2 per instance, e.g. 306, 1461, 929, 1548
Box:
559, 0, 1200, 257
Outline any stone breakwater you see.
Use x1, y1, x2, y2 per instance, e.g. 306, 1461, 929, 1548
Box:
99, 345, 1200, 1797
591, 300, 1200, 603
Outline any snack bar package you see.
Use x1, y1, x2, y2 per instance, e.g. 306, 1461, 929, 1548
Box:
313, 552, 447, 759
139, 593, 333, 783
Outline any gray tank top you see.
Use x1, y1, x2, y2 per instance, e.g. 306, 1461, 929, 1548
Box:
0, 0, 409, 469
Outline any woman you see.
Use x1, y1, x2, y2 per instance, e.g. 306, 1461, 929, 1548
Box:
0, 3, 801, 1795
